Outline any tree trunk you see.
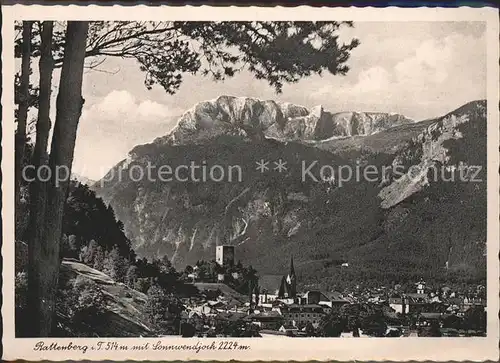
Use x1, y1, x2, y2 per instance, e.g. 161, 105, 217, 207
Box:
27, 20, 54, 337
27, 21, 88, 337
15, 21, 32, 237
34, 21, 54, 166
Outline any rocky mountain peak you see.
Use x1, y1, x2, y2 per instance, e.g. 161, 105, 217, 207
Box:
152, 96, 414, 146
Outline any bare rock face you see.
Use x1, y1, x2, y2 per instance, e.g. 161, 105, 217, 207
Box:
379, 100, 486, 209
153, 95, 413, 145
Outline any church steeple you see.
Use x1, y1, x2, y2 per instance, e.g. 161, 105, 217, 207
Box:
278, 276, 289, 298
290, 256, 296, 278
287, 256, 297, 298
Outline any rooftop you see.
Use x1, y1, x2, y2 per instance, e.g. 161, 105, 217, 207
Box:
248, 311, 283, 320
215, 311, 249, 322
419, 312, 450, 319
192, 282, 247, 303
282, 304, 325, 309
326, 291, 349, 302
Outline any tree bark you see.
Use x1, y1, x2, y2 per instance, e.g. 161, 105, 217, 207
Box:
27, 20, 54, 337
27, 21, 88, 337
34, 21, 54, 166
15, 21, 33, 237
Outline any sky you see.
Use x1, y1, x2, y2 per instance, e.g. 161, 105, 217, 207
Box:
43, 21, 486, 181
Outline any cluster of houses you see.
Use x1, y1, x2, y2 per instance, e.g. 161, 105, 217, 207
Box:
386, 280, 487, 331
178, 245, 487, 337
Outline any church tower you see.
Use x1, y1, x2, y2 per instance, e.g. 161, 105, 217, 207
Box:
286, 256, 297, 298
278, 276, 289, 298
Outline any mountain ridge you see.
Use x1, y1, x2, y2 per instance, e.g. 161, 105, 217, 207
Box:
93, 99, 486, 289
151, 95, 414, 147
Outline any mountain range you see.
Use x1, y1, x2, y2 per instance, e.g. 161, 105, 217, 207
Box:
93, 96, 487, 290
153, 95, 414, 145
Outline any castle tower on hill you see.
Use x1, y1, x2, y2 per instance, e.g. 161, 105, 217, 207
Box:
216, 245, 235, 267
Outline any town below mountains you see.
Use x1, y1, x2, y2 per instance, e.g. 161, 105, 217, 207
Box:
15, 97, 487, 338
15, 238, 487, 338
